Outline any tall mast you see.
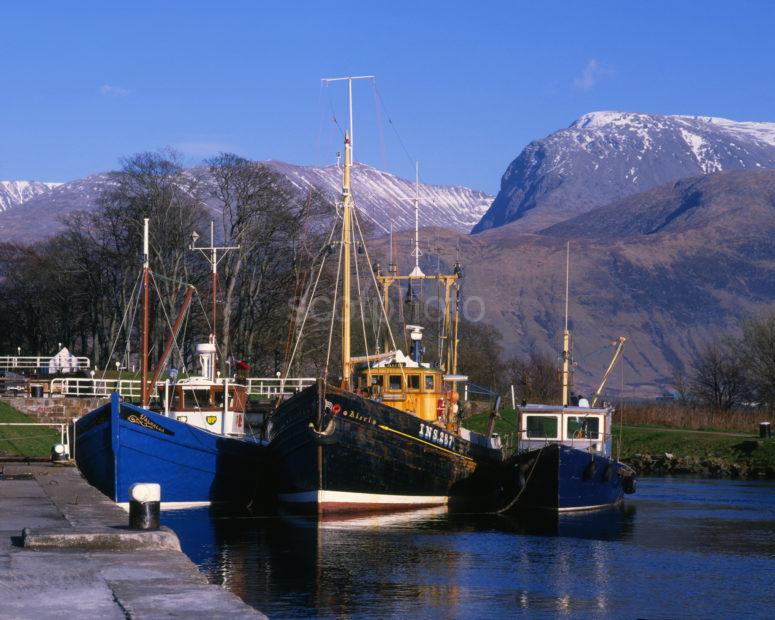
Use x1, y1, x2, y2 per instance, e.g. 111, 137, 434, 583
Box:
341, 133, 353, 389
322, 75, 373, 390
561, 241, 571, 406
141, 218, 150, 407
190, 221, 239, 381
410, 160, 424, 278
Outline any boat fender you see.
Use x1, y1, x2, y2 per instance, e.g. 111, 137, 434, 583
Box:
307, 418, 337, 445
623, 475, 637, 494
583, 460, 597, 480
603, 463, 614, 481
516, 462, 531, 489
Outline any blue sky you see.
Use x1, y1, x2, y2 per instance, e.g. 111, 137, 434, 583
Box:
1, 1, 774, 193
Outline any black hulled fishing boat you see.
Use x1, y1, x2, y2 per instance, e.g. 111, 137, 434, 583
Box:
268, 80, 503, 514
497, 246, 636, 512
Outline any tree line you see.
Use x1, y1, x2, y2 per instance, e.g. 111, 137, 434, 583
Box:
0, 150, 331, 377
673, 314, 775, 411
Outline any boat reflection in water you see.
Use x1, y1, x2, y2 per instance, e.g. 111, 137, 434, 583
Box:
161, 504, 635, 618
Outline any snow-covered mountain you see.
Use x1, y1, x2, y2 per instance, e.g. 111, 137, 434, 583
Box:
472, 111, 775, 233
0, 181, 61, 212
0, 164, 493, 243
267, 161, 493, 234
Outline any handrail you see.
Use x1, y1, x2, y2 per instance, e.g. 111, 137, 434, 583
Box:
48, 376, 316, 399
0, 355, 90, 370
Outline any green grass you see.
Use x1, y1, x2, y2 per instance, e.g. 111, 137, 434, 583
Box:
0, 401, 61, 458
618, 424, 775, 469
464, 410, 775, 469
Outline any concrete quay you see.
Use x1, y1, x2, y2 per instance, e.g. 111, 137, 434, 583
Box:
0, 462, 265, 619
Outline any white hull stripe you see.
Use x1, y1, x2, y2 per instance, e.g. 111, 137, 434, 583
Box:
117, 500, 212, 511
279, 490, 449, 505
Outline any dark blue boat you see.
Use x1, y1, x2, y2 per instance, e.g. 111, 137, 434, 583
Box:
500, 404, 636, 512
75, 393, 266, 507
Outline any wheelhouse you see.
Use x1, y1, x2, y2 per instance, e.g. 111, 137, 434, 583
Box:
518, 404, 612, 456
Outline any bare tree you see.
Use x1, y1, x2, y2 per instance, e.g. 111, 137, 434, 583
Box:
688, 340, 748, 410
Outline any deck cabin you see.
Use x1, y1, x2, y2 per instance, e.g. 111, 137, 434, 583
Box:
517, 403, 613, 456
352, 348, 455, 424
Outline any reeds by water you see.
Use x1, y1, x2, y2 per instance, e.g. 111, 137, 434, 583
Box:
615, 402, 775, 433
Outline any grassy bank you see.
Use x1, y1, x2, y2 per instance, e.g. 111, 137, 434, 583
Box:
618, 403, 775, 433
463, 408, 775, 475
0, 401, 60, 458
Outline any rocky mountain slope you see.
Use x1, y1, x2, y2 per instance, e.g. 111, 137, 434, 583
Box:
382, 169, 775, 396
473, 111, 775, 234
0, 163, 493, 243
0, 181, 61, 212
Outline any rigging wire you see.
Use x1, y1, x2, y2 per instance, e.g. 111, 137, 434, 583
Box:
351, 204, 372, 372
372, 81, 416, 173
323, 229, 344, 384
100, 270, 142, 379
283, 219, 339, 380
149, 271, 191, 379
352, 206, 405, 383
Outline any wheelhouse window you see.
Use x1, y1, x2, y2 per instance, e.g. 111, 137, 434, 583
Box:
525, 415, 559, 439
370, 374, 384, 387
185, 389, 211, 408
424, 375, 435, 391
566, 416, 600, 439
407, 374, 420, 390
388, 375, 402, 391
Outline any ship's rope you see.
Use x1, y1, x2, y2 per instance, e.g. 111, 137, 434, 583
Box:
493, 443, 547, 514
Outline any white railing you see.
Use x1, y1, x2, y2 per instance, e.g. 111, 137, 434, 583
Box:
245, 377, 316, 398
49, 378, 163, 399
0, 355, 91, 371
48, 376, 315, 399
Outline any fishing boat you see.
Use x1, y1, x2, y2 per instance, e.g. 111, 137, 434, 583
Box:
499, 246, 636, 512
75, 220, 266, 508
268, 76, 504, 515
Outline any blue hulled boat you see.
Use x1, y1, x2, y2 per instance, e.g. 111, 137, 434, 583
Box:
75, 218, 267, 508
76, 391, 266, 508
502, 403, 636, 512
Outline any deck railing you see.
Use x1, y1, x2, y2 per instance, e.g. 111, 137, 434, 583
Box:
48, 376, 316, 399
245, 377, 316, 399
0, 355, 90, 371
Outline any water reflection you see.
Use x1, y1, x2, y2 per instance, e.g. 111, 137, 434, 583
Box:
162, 478, 775, 618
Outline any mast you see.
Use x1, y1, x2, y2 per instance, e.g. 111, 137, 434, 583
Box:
410, 161, 424, 278
190, 221, 239, 381
141, 218, 150, 408
561, 241, 571, 407
341, 132, 353, 389
322, 75, 373, 390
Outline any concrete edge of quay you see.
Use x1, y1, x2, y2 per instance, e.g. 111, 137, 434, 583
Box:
1, 461, 266, 619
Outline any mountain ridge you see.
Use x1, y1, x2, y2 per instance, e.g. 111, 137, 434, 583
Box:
472, 111, 775, 234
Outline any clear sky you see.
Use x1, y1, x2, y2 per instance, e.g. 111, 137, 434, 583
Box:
1, 1, 774, 193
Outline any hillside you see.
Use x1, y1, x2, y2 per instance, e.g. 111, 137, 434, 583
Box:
472, 111, 775, 234
378, 169, 775, 396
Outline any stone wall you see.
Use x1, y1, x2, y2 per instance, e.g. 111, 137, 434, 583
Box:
0, 396, 109, 427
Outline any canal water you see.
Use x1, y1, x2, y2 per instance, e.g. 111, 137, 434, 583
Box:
162, 478, 775, 618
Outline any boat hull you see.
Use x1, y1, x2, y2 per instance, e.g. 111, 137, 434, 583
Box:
502, 443, 627, 512
75, 393, 266, 506
268, 384, 503, 514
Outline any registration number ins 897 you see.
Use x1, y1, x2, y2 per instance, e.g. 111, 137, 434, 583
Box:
418, 423, 455, 449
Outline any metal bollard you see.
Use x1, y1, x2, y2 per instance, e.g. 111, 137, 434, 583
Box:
128, 483, 161, 530
760, 422, 772, 440
50, 443, 69, 462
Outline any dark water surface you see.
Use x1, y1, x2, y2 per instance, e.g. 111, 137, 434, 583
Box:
162, 478, 775, 618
